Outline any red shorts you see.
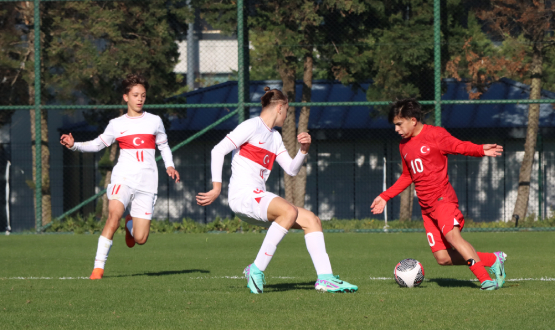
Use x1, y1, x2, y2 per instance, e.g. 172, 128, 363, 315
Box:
422, 202, 465, 253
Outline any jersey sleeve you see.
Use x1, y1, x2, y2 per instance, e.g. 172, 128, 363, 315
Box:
276, 150, 307, 176
275, 133, 288, 157
98, 120, 116, 147
71, 120, 114, 152
155, 117, 169, 145
225, 120, 256, 149
70, 137, 106, 153
274, 132, 305, 175
211, 137, 236, 183
155, 117, 175, 169
435, 127, 484, 157
380, 147, 413, 201
210, 120, 256, 183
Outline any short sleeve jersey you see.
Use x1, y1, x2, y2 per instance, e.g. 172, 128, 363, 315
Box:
99, 112, 169, 193
225, 117, 287, 196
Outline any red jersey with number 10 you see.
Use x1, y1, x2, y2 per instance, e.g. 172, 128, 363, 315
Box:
380, 125, 484, 213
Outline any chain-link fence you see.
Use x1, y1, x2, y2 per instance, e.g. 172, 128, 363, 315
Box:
1, 0, 554, 232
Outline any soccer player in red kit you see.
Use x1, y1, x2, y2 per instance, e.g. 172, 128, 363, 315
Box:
371, 99, 507, 290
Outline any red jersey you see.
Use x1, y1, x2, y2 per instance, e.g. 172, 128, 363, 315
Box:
380, 125, 484, 213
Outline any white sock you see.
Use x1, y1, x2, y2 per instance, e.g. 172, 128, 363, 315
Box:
253, 222, 288, 271
305, 231, 333, 275
126, 219, 134, 237
94, 235, 113, 269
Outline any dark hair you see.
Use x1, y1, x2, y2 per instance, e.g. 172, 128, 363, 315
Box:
121, 73, 149, 94
388, 98, 423, 123
261, 86, 288, 108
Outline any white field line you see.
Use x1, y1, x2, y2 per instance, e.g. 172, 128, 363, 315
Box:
2, 276, 555, 282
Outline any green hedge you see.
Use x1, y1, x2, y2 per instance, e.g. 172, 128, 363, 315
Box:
45, 214, 267, 234
43, 213, 555, 234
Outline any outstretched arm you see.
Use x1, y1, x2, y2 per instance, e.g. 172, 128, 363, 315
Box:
436, 127, 498, 157
482, 144, 503, 157
371, 158, 412, 214
61, 121, 116, 153
60, 133, 107, 153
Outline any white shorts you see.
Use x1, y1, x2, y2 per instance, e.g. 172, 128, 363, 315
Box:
229, 188, 279, 228
107, 183, 157, 220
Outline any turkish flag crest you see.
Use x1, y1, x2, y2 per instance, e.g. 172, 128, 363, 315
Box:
420, 145, 430, 155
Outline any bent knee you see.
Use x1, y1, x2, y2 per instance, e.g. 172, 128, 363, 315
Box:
307, 213, 321, 226
284, 205, 298, 222
302, 212, 322, 232
435, 257, 452, 266
134, 236, 148, 245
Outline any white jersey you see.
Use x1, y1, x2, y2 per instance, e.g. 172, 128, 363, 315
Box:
72, 112, 174, 194
225, 117, 287, 196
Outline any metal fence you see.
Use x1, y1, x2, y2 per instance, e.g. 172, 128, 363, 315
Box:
1, 0, 554, 231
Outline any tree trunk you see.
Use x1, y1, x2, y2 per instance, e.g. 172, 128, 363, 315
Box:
30, 109, 51, 226
277, 57, 297, 204
101, 143, 119, 219
23, 2, 51, 227
512, 43, 543, 225
293, 49, 313, 208
399, 183, 414, 221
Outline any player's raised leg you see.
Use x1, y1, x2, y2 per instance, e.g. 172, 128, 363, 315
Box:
127, 217, 151, 245
91, 199, 125, 280
125, 190, 156, 245
292, 208, 358, 293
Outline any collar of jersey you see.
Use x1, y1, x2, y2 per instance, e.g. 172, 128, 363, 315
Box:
409, 124, 427, 141
259, 117, 273, 132
125, 112, 146, 119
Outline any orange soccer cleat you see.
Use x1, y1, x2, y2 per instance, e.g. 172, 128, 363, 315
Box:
125, 214, 135, 248
90, 268, 104, 280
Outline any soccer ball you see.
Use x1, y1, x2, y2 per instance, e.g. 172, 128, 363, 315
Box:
394, 258, 425, 288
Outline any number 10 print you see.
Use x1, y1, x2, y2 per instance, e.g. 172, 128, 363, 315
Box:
410, 158, 423, 174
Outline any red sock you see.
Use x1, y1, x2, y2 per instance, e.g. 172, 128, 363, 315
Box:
469, 261, 492, 283
477, 252, 496, 267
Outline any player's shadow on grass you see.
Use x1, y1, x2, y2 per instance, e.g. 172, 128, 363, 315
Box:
428, 278, 478, 288
264, 281, 315, 292
110, 269, 210, 278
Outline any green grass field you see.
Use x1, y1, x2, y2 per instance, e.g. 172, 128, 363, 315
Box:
1, 232, 554, 329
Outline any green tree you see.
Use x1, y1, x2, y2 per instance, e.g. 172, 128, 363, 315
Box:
476, 0, 555, 224
3, 2, 52, 226
0, 3, 24, 126
43, 0, 191, 219
1, 1, 191, 225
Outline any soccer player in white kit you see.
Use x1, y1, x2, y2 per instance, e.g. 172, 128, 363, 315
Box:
60, 74, 180, 280
196, 87, 358, 293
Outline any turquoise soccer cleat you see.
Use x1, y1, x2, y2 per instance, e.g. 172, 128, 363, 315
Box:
489, 251, 507, 288
314, 275, 358, 293
243, 263, 265, 294
480, 279, 498, 291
